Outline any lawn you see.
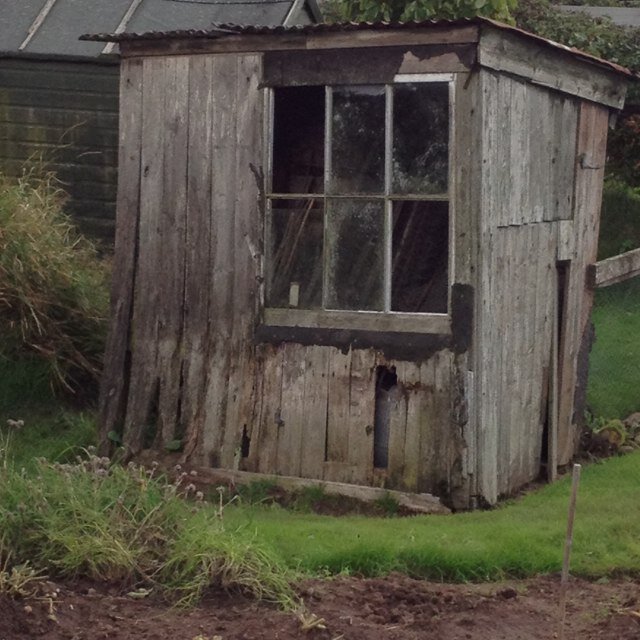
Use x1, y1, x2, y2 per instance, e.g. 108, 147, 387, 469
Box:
588, 277, 640, 419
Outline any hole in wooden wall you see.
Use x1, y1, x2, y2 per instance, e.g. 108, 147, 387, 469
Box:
374, 365, 398, 469
241, 425, 251, 459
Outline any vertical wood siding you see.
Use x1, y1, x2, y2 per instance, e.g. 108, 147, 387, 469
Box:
100, 53, 469, 502
475, 69, 607, 503
0, 58, 119, 239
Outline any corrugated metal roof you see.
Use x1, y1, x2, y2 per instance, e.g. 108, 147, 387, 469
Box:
80, 17, 635, 77
1, 0, 319, 58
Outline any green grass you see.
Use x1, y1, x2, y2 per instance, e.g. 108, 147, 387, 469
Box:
225, 452, 640, 580
588, 278, 640, 418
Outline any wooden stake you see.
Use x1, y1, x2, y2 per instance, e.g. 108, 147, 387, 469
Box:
558, 463, 581, 640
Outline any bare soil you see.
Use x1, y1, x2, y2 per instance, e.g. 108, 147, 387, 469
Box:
1, 574, 639, 640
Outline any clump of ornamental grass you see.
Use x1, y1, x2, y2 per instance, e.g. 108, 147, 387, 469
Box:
0, 449, 297, 609
0, 169, 109, 396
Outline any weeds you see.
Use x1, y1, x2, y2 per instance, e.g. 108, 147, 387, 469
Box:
0, 169, 109, 396
0, 448, 297, 609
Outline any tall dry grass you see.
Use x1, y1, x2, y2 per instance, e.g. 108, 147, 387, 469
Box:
0, 169, 109, 396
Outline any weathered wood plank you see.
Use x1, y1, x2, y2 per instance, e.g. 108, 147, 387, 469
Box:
416, 355, 438, 493
386, 362, 407, 488
122, 57, 166, 453
252, 345, 284, 474
300, 346, 330, 479
347, 349, 376, 485
557, 101, 609, 465
277, 343, 306, 477
200, 54, 239, 467
478, 26, 627, 109
325, 348, 352, 467
263, 308, 451, 335
589, 247, 640, 288
181, 56, 215, 460
195, 467, 451, 515
98, 58, 143, 452
222, 54, 263, 470
156, 56, 190, 448
476, 69, 500, 504
402, 362, 422, 491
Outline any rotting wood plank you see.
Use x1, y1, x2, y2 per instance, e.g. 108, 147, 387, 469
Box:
402, 362, 422, 491
347, 349, 376, 485
156, 56, 190, 449
300, 346, 330, 480
122, 57, 166, 453
98, 58, 143, 453
199, 54, 239, 468
386, 361, 408, 489
416, 355, 437, 493
222, 54, 263, 470
277, 343, 306, 477
325, 348, 352, 469
589, 247, 640, 288
478, 26, 626, 109
252, 345, 284, 474
181, 56, 215, 461
195, 468, 451, 515
557, 102, 609, 465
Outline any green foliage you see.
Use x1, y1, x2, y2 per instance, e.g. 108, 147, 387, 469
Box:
514, 0, 640, 76
0, 170, 109, 396
323, 0, 516, 23
607, 114, 640, 188
598, 179, 640, 259
0, 449, 296, 608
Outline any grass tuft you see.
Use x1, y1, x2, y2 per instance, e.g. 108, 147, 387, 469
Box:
0, 448, 297, 608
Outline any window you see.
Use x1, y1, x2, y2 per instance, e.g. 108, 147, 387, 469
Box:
265, 75, 453, 334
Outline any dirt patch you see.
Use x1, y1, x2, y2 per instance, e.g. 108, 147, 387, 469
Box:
1, 575, 639, 640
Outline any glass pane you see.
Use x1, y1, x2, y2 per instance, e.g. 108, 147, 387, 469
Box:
272, 87, 325, 194
330, 86, 385, 195
392, 201, 449, 313
393, 83, 449, 195
326, 200, 385, 311
268, 199, 323, 309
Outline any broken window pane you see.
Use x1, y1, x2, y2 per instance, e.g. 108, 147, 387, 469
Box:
330, 86, 385, 195
326, 199, 385, 311
392, 200, 448, 313
268, 199, 323, 309
272, 86, 325, 194
393, 83, 449, 195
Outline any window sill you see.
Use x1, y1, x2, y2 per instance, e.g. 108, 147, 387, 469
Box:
263, 308, 451, 335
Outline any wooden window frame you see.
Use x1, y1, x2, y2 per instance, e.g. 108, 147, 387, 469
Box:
262, 73, 455, 336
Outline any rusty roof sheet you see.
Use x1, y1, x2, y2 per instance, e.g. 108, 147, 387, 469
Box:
80, 17, 635, 78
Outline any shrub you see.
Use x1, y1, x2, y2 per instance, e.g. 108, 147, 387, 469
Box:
0, 170, 109, 396
598, 179, 640, 259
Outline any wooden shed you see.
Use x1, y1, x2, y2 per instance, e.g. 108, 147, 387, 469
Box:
91, 18, 633, 508
0, 0, 320, 240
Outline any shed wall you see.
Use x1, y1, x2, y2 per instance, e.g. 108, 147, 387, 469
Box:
0, 57, 118, 239
474, 69, 609, 503
100, 54, 474, 504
